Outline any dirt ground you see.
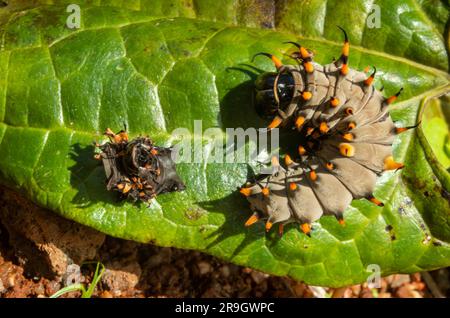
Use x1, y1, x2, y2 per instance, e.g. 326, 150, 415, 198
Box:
0, 187, 448, 298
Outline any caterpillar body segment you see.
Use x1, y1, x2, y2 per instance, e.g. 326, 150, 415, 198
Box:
246, 28, 410, 236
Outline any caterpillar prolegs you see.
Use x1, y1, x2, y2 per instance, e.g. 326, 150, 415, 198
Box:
241, 28, 416, 236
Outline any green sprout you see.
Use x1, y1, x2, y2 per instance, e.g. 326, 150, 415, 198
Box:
50, 262, 105, 298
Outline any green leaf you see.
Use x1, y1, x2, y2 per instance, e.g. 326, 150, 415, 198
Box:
0, 1, 449, 287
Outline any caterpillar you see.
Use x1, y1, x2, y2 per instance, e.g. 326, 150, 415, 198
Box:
241, 28, 417, 236
95, 128, 185, 203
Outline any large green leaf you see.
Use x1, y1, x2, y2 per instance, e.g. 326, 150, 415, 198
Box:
0, 0, 449, 287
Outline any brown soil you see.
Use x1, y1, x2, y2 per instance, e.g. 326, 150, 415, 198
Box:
0, 187, 448, 298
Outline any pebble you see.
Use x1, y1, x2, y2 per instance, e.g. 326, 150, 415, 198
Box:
34, 283, 45, 296
250, 271, 268, 284
101, 264, 141, 294
293, 283, 305, 296
390, 274, 410, 288
0, 278, 5, 294
395, 283, 423, 298
8, 275, 15, 288
45, 281, 62, 296
359, 289, 374, 298
99, 290, 113, 298
351, 285, 361, 295
197, 261, 212, 275
219, 265, 230, 278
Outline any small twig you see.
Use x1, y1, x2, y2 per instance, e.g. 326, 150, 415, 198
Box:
421, 272, 445, 298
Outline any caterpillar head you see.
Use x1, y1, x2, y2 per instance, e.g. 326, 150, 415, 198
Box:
254, 71, 295, 118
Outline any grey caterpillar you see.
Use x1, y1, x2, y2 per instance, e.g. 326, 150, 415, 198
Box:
241, 28, 414, 236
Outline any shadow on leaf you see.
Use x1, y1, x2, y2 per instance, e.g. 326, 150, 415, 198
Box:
68, 143, 123, 207
197, 165, 268, 259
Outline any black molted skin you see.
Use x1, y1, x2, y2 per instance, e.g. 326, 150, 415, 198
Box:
96, 129, 185, 203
